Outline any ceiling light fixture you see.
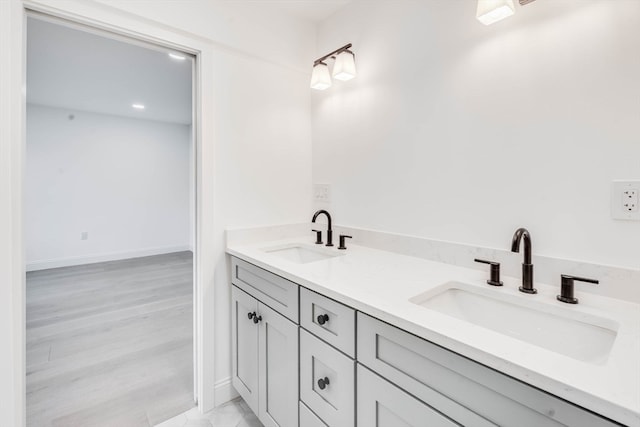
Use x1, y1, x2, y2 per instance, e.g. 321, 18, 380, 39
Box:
310, 43, 356, 90
132, 103, 145, 110
168, 52, 186, 61
476, 0, 537, 25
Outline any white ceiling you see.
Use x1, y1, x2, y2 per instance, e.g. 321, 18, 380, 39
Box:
27, 17, 193, 125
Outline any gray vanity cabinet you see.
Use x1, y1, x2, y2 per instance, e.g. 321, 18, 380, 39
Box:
231, 283, 299, 427
230, 256, 621, 427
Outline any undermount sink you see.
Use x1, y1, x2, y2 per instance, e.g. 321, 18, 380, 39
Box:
263, 244, 343, 264
410, 282, 618, 364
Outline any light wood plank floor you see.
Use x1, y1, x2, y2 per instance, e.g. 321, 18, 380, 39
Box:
26, 251, 195, 427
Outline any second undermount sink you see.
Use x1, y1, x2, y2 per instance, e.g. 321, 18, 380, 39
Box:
410, 282, 619, 364
263, 243, 343, 264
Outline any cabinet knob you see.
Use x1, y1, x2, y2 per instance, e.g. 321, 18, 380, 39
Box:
317, 314, 330, 325
317, 377, 330, 390
247, 311, 256, 320
253, 314, 263, 324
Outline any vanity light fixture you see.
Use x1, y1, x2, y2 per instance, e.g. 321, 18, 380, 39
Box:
310, 62, 332, 90
310, 43, 356, 90
332, 51, 357, 81
476, 0, 537, 26
132, 103, 145, 110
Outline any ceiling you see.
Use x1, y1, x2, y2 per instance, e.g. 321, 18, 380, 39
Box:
27, 17, 193, 125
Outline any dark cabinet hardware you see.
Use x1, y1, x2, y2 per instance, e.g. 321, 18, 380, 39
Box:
247, 312, 256, 320
338, 235, 352, 250
312, 210, 333, 247
317, 314, 330, 325
312, 229, 323, 245
474, 259, 503, 286
253, 314, 263, 324
317, 377, 330, 390
511, 227, 536, 294
557, 275, 599, 304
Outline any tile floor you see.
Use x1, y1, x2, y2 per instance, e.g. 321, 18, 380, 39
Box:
155, 398, 262, 427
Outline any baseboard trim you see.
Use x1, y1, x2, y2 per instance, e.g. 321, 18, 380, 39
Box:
26, 245, 191, 272
213, 377, 239, 407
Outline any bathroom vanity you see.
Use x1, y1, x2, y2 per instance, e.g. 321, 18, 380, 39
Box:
227, 233, 639, 427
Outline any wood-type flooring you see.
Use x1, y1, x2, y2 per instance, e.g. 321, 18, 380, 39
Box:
26, 251, 194, 427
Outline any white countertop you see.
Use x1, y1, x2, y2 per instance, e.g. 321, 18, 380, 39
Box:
227, 237, 640, 427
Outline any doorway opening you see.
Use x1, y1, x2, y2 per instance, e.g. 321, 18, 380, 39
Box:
25, 14, 197, 427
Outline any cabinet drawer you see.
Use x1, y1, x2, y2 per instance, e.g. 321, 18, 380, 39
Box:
357, 313, 619, 427
300, 401, 328, 427
231, 256, 299, 323
357, 364, 459, 427
300, 329, 355, 427
300, 287, 356, 357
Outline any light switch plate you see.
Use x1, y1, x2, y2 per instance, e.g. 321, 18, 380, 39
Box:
611, 180, 640, 220
314, 184, 331, 203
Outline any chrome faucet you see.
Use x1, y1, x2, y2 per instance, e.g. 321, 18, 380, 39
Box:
312, 210, 333, 247
511, 227, 536, 294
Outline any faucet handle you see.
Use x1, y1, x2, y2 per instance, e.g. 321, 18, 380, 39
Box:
474, 259, 503, 286
557, 274, 599, 304
311, 229, 323, 245
338, 235, 352, 250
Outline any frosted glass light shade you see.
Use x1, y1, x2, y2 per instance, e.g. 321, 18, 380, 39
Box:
310, 63, 332, 90
332, 51, 357, 81
476, 0, 515, 25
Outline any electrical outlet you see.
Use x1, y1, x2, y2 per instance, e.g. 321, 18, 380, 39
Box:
314, 184, 331, 203
81, 231, 88, 240
623, 189, 638, 212
612, 180, 640, 220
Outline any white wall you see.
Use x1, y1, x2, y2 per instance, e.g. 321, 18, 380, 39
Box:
312, 0, 640, 269
25, 104, 191, 270
211, 48, 313, 402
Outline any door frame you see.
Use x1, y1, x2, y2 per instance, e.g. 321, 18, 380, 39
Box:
0, 1, 218, 425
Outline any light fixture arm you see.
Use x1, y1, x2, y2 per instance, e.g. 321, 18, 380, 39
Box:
313, 43, 353, 66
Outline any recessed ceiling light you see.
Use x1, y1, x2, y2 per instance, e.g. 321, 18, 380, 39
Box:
168, 52, 186, 61
132, 103, 145, 110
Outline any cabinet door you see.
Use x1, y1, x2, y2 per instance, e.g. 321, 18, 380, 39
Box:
357, 365, 459, 427
258, 302, 299, 427
231, 286, 259, 415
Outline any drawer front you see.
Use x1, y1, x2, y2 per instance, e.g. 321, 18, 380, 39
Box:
357, 313, 619, 427
231, 257, 299, 323
300, 287, 356, 357
300, 329, 355, 427
357, 364, 459, 427
299, 402, 328, 427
